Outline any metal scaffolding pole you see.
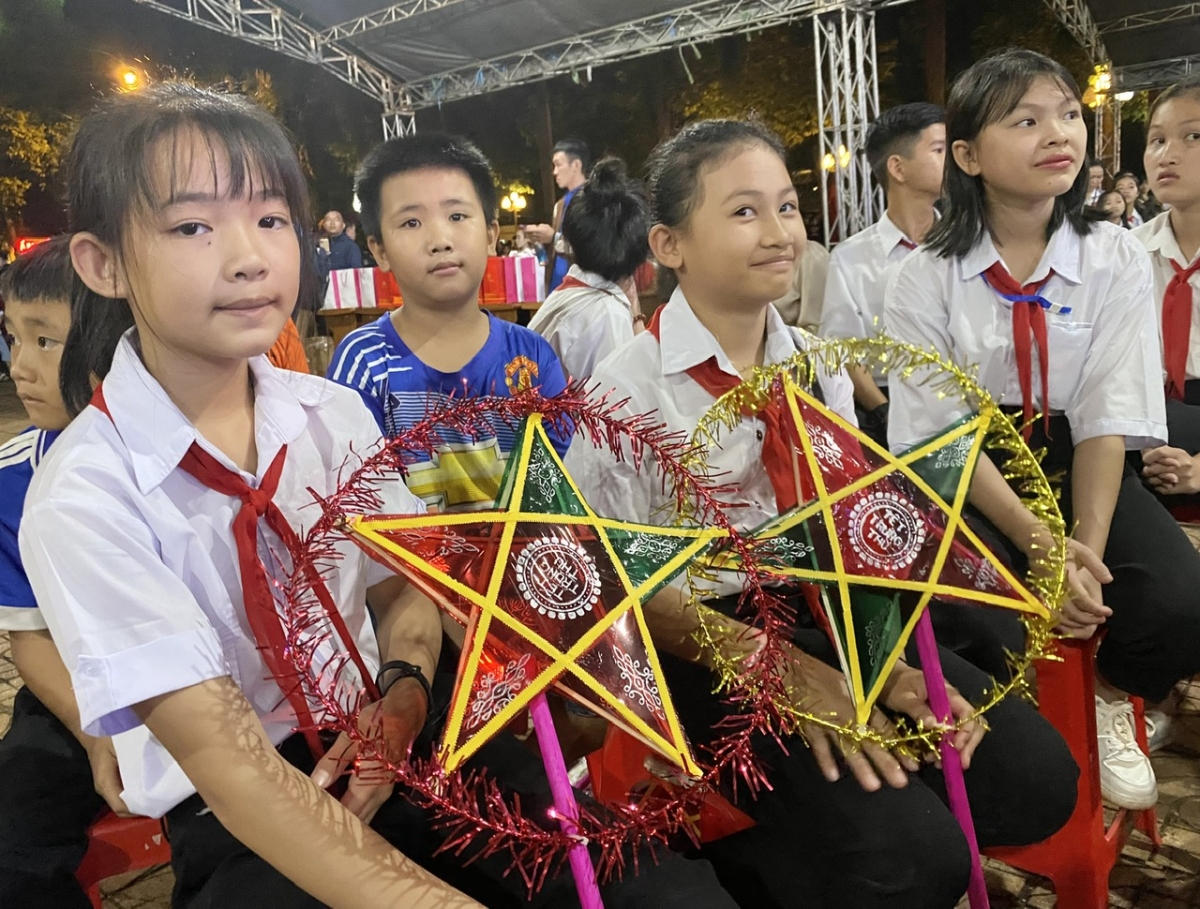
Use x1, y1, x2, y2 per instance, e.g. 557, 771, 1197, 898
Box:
382, 112, 418, 138
813, 1, 881, 245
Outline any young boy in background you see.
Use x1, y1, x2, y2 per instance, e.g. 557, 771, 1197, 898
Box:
327, 134, 570, 513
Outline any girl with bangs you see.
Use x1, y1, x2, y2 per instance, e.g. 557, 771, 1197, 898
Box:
20, 83, 475, 909
885, 47, 1200, 812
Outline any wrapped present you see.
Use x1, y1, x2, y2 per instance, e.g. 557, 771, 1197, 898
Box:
323, 268, 375, 310
478, 256, 508, 306
587, 728, 755, 844
373, 269, 403, 310
503, 256, 546, 303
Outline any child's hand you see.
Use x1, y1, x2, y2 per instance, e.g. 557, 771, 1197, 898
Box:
879, 665, 986, 770
84, 735, 132, 817
1056, 540, 1112, 639
311, 680, 428, 825
785, 648, 917, 792
1142, 446, 1200, 494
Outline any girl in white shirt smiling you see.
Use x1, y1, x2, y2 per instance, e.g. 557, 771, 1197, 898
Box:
569, 117, 1077, 909
20, 83, 481, 909
885, 48, 1199, 812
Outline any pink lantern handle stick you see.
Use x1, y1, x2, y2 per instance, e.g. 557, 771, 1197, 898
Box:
529, 692, 605, 909
913, 610, 990, 909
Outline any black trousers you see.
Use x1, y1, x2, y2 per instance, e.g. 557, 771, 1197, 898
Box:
0, 682, 735, 909
1012, 415, 1200, 702
0, 685, 107, 909
661, 602, 1078, 909
164, 648, 737, 909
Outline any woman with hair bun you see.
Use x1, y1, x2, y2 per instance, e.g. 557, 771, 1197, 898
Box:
528, 157, 648, 380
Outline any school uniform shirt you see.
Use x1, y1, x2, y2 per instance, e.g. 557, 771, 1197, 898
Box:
771, 241, 831, 332
327, 312, 570, 512
1134, 212, 1200, 381
527, 265, 636, 381
19, 338, 420, 818
884, 220, 1166, 456
0, 427, 58, 631
820, 212, 920, 382
565, 288, 857, 596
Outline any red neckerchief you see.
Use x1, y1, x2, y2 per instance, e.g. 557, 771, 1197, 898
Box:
1162, 257, 1200, 401
646, 307, 800, 511
90, 385, 379, 757
981, 264, 1056, 440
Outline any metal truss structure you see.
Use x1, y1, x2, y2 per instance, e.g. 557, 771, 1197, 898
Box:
1093, 94, 1120, 176
1099, 3, 1200, 33
813, 2, 882, 243
128, 0, 416, 136
1042, 0, 1108, 64
1113, 54, 1200, 92
130, 0, 908, 236
399, 0, 911, 109
322, 0, 469, 42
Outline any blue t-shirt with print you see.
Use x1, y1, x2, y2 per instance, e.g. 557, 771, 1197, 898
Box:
327, 313, 569, 512
0, 427, 59, 629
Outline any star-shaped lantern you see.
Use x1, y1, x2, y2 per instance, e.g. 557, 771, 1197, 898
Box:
344, 415, 720, 774
711, 375, 1050, 727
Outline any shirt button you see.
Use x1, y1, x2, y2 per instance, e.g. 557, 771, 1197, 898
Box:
756, 429, 764, 441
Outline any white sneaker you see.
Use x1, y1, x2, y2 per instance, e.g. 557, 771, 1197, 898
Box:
1096, 696, 1158, 810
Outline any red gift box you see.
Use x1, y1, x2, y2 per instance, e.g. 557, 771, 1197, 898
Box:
479, 256, 508, 306
372, 269, 403, 309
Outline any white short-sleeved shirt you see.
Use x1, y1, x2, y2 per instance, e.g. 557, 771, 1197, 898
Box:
771, 242, 831, 332
820, 212, 919, 383
1134, 212, 1200, 382
884, 221, 1166, 454
527, 265, 636, 381
20, 337, 422, 818
565, 289, 857, 562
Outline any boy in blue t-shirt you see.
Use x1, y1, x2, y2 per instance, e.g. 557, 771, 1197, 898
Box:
328, 134, 569, 513
0, 237, 133, 908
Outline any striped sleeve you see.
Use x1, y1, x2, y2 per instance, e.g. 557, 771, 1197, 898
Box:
327, 327, 389, 434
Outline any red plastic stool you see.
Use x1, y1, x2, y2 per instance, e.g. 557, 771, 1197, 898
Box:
985, 637, 1161, 909
76, 812, 170, 909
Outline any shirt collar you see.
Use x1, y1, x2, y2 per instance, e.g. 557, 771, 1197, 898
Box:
1138, 212, 1193, 266
101, 334, 319, 495
959, 222, 1083, 286
657, 287, 796, 377
565, 264, 632, 310
874, 211, 912, 256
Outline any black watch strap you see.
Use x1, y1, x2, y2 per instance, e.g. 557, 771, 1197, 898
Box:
375, 659, 432, 708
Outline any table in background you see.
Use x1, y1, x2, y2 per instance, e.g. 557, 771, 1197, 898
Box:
319, 303, 543, 348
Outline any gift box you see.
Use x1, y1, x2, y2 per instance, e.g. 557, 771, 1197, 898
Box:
373, 269, 403, 310
323, 268, 374, 310
587, 728, 755, 844
503, 256, 546, 304
478, 256, 508, 306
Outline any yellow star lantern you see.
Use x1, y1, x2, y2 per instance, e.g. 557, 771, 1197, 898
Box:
344, 415, 721, 773
709, 374, 1050, 727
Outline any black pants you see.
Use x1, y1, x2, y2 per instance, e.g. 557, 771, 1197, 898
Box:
1007, 415, 1200, 702
0, 685, 107, 909
662, 619, 1078, 909
165, 651, 737, 909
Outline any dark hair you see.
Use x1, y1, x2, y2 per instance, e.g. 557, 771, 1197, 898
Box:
553, 138, 591, 175
1113, 170, 1140, 185
0, 235, 75, 305
646, 118, 787, 229
355, 132, 498, 241
925, 48, 1091, 258
561, 158, 649, 283
60, 277, 135, 419
1150, 74, 1200, 122
64, 82, 319, 318
866, 102, 946, 186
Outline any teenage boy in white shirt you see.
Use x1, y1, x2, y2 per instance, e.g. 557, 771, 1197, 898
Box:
821, 102, 945, 446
